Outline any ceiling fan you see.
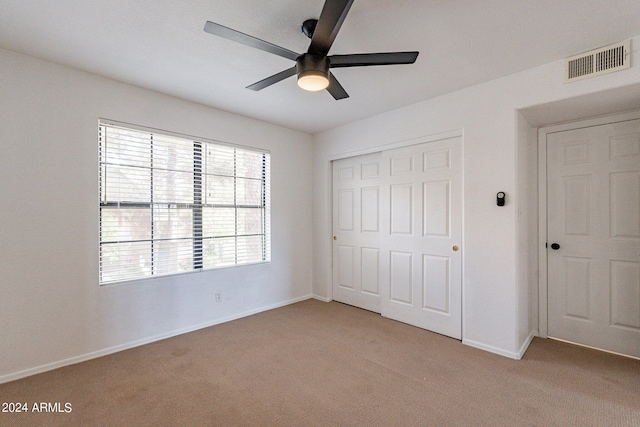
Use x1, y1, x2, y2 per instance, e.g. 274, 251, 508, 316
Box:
204, 0, 419, 100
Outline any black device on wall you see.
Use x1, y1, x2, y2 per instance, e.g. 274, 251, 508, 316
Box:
497, 192, 505, 206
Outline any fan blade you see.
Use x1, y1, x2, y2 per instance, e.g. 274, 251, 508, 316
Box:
308, 0, 354, 56
327, 73, 349, 100
246, 67, 297, 91
204, 21, 300, 61
330, 52, 419, 68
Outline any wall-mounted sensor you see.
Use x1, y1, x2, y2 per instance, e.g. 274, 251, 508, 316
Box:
497, 192, 506, 206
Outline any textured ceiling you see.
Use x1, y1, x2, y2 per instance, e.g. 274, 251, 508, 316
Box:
1, 0, 639, 133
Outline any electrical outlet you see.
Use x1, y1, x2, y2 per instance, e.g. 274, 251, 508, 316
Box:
215, 292, 222, 303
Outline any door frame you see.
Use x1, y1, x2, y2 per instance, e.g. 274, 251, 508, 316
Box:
330, 128, 465, 334
327, 129, 463, 164
537, 110, 640, 338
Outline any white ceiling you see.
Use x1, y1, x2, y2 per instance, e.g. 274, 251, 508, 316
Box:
1, 0, 639, 134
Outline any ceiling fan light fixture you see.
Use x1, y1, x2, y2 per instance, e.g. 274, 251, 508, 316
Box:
297, 70, 330, 91
296, 54, 330, 92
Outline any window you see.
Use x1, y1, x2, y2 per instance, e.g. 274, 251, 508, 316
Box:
99, 121, 270, 285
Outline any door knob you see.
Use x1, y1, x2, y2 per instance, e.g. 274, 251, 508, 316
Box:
550, 243, 560, 250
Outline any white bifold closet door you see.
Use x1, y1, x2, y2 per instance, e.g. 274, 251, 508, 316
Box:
332, 151, 383, 313
332, 137, 462, 339
547, 119, 640, 358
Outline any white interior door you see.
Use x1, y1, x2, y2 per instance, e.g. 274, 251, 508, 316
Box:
333, 152, 383, 313
380, 138, 462, 339
547, 119, 640, 358
332, 137, 462, 339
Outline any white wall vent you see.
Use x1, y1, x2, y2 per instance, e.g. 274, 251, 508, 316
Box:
564, 39, 631, 83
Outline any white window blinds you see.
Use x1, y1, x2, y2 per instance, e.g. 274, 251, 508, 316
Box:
99, 121, 270, 285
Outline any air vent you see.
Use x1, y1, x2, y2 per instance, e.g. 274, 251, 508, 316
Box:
564, 39, 631, 83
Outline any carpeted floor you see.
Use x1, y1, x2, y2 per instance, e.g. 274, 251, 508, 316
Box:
1, 299, 639, 426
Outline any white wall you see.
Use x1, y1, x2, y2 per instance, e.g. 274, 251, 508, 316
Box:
312, 35, 640, 358
3, 35, 640, 382
0, 48, 314, 382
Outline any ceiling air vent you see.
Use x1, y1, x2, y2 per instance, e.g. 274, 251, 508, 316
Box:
564, 39, 631, 83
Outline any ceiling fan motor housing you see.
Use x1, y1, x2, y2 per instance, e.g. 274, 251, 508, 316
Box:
296, 54, 330, 90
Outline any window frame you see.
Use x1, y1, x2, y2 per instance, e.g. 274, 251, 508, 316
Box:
98, 119, 271, 285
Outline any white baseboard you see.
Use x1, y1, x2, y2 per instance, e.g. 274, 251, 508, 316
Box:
311, 294, 332, 302
463, 339, 521, 360
517, 331, 536, 359
463, 330, 536, 360
0, 294, 314, 385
